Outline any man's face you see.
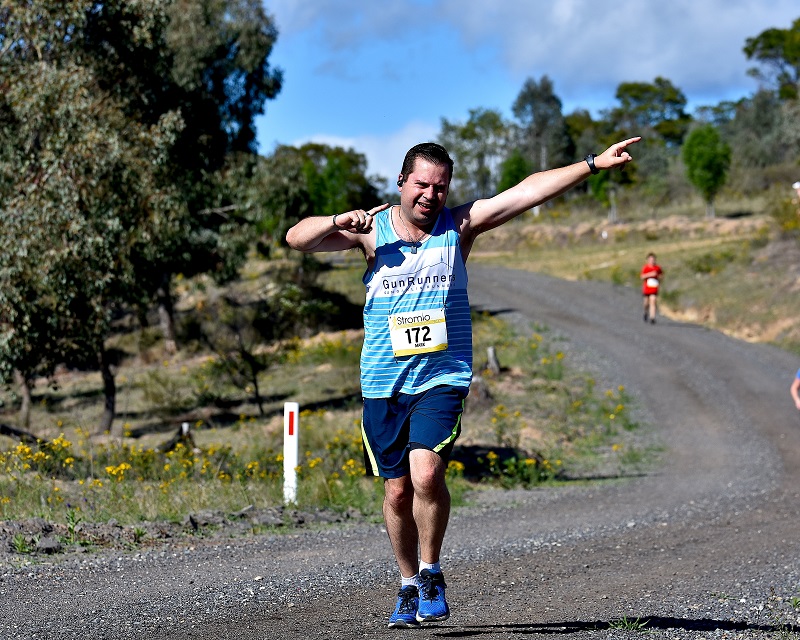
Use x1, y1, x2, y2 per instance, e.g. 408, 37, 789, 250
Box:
398, 159, 450, 229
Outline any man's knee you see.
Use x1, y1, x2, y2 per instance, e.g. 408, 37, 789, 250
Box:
384, 476, 414, 510
409, 450, 447, 496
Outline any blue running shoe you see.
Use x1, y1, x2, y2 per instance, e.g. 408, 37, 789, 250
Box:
388, 585, 420, 629
416, 569, 449, 622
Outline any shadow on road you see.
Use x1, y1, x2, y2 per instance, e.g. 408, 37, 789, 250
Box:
428, 615, 797, 636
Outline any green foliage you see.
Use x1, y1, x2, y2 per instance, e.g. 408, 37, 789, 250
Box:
439, 107, 511, 202
0, 418, 384, 523
11, 533, 35, 555
686, 248, 738, 275
0, 3, 185, 384
607, 76, 690, 146
478, 449, 561, 488
682, 124, 731, 216
512, 75, 573, 170
490, 404, 522, 448
139, 369, 197, 416
496, 148, 532, 194
164, 0, 283, 154
717, 91, 792, 169
0, 1, 283, 433
194, 293, 302, 414
65, 508, 82, 544
767, 186, 800, 234
744, 17, 800, 100
608, 616, 650, 631
250, 143, 383, 251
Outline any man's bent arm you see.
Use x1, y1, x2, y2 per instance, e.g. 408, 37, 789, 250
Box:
285, 203, 387, 253
455, 137, 641, 240
285, 215, 360, 253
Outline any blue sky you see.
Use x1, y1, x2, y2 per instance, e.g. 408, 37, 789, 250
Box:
255, 1, 799, 182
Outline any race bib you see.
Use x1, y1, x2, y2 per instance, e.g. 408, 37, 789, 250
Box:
388, 308, 448, 357
646, 277, 659, 288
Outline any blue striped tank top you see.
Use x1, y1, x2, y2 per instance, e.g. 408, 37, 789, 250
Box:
361, 206, 472, 398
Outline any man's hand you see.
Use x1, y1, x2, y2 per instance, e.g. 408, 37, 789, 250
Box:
334, 203, 388, 234
596, 137, 642, 171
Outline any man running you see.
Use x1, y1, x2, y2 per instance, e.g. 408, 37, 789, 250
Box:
285, 136, 641, 628
640, 252, 663, 324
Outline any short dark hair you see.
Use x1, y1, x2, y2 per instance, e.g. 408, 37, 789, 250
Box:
398, 142, 454, 184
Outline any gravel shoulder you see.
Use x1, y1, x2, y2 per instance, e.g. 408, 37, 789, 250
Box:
2, 266, 800, 640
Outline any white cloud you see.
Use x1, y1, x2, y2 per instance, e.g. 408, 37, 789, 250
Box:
437, 0, 799, 101
268, 0, 798, 109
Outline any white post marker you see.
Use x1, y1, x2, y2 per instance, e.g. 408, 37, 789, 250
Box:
283, 402, 299, 504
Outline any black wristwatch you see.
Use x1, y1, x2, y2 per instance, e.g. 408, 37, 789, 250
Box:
584, 153, 600, 175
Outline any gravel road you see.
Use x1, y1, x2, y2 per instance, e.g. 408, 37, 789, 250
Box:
2, 265, 800, 640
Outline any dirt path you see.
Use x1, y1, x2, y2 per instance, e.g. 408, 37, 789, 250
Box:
3, 266, 800, 640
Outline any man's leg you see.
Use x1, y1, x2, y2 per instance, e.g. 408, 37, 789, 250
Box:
382, 450, 450, 573
649, 295, 657, 322
409, 448, 451, 622
643, 295, 649, 321
383, 474, 418, 578
409, 448, 450, 564
384, 475, 423, 628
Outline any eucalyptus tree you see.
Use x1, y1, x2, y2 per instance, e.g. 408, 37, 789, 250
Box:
438, 108, 511, 204
82, 0, 283, 352
250, 143, 382, 253
726, 90, 790, 169
744, 17, 800, 100
0, 0, 282, 435
512, 75, 572, 171
0, 1, 185, 434
607, 76, 690, 147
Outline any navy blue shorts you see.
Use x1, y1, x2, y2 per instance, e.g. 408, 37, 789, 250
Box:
361, 385, 467, 479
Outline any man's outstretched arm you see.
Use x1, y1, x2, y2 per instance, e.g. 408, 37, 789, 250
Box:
455, 137, 641, 241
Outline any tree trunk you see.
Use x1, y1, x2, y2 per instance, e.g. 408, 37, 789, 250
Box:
0, 421, 42, 445
486, 346, 501, 375
98, 349, 118, 436
608, 187, 618, 223
157, 272, 177, 355
236, 331, 265, 416
706, 200, 716, 218
13, 369, 32, 429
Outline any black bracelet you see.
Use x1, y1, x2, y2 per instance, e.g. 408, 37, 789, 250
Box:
584, 153, 600, 175
332, 214, 341, 229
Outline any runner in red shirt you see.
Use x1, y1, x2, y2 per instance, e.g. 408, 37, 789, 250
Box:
640, 252, 663, 324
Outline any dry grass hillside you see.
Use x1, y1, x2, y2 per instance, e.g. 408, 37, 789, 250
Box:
471, 210, 800, 354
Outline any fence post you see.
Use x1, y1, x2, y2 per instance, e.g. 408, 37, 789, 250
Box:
283, 402, 299, 504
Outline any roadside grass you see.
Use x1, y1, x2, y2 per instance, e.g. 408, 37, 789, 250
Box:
0, 261, 654, 533
608, 615, 650, 631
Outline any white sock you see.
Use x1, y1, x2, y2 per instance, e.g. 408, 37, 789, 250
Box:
401, 573, 419, 588
419, 560, 441, 574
